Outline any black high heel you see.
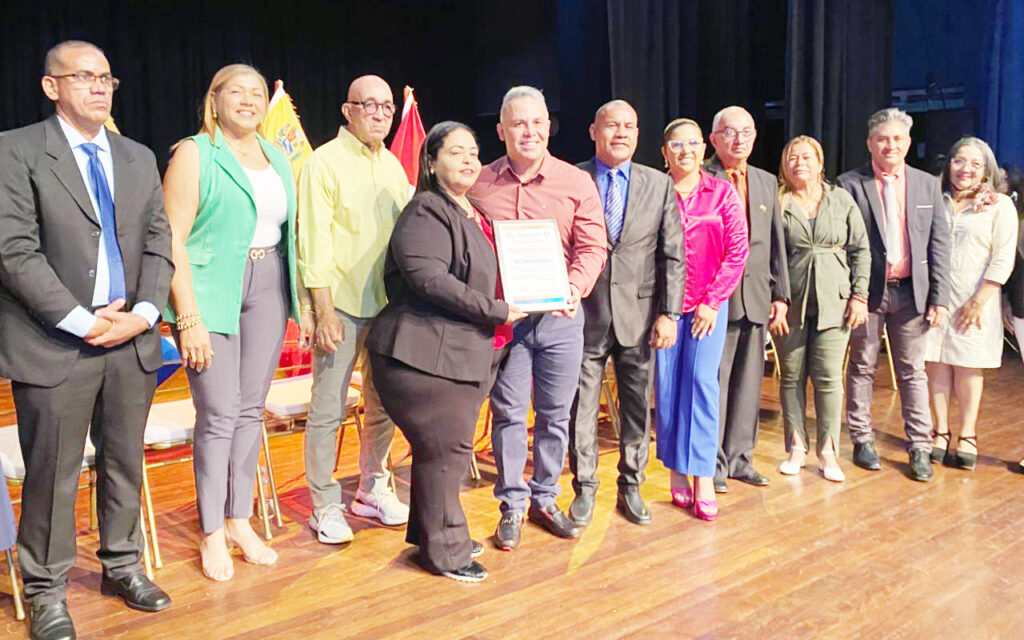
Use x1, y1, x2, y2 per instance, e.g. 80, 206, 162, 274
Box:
954, 436, 978, 470
930, 430, 951, 464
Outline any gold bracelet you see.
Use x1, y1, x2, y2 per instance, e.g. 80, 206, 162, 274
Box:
300, 304, 315, 314
176, 314, 201, 331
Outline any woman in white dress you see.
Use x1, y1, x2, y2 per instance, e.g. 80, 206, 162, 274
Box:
925, 137, 1018, 470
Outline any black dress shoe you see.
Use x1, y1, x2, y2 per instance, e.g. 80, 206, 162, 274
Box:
616, 487, 651, 525
853, 441, 882, 470
527, 503, 581, 539
100, 572, 171, 612
471, 540, 484, 558
569, 492, 595, 527
494, 511, 523, 550
29, 602, 75, 640
441, 560, 488, 583
713, 476, 729, 493
732, 470, 770, 487
909, 450, 933, 482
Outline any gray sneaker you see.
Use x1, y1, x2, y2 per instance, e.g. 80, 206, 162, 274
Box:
308, 503, 354, 544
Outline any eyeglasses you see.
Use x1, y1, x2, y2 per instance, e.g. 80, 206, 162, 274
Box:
346, 100, 396, 116
48, 71, 120, 91
714, 127, 755, 141
666, 139, 703, 152
950, 157, 984, 171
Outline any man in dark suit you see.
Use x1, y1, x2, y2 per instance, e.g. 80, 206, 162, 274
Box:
704, 106, 790, 493
569, 100, 686, 527
838, 107, 950, 482
0, 41, 174, 640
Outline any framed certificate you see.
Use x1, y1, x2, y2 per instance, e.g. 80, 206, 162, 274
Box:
493, 219, 571, 313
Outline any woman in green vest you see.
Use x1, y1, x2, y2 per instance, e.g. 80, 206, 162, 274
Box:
162, 64, 299, 581
770, 135, 870, 483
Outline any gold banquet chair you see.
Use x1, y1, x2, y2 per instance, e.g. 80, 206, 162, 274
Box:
142, 398, 282, 568
0, 422, 158, 618
263, 372, 398, 494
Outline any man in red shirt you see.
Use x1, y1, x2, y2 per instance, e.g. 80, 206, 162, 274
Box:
470, 86, 607, 549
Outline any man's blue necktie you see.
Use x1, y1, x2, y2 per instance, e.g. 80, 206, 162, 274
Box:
605, 168, 624, 244
80, 142, 126, 302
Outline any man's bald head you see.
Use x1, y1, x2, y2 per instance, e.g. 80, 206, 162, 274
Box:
341, 74, 395, 151
44, 40, 104, 76
347, 74, 391, 102
590, 99, 638, 167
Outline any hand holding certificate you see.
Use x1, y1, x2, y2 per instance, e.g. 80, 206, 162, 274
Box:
493, 219, 573, 314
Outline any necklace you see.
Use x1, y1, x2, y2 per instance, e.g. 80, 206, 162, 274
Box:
224, 135, 260, 158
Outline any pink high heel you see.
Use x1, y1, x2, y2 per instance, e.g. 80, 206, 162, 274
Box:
693, 498, 719, 521
671, 486, 694, 509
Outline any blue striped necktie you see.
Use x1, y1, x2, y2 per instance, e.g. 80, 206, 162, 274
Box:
80, 142, 127, 302
605, 168, 624, 244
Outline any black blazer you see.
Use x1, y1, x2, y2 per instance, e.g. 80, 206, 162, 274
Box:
1006, 220, 1024, 318
0, 115, 173, 387
704, 155, 790, 323
366, 190, 509, 383
576, 159, 686, 348
837, 163, 951, 314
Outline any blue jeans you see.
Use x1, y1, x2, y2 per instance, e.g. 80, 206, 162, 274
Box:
490, 311, 585, 512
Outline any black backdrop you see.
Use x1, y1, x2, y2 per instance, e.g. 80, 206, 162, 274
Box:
1, 0, 892, 175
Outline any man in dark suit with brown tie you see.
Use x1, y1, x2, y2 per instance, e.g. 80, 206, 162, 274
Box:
569, 100, 686, 526
704, 105, 791, 493
838, 107, 950, 482
0, 41, 174, 640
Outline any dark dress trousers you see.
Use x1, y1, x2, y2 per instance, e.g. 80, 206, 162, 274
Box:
366, 190, 508, 573
838, 164, 950, 449
704, 156, 791, 479
0, 115, 173, 603
569, 160, 685, 494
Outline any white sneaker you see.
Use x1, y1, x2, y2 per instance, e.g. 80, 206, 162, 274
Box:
308, 503, 354, 544
350, 488, 409, 525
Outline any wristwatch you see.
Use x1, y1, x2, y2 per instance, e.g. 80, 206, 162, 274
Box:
664, 312, 683, 321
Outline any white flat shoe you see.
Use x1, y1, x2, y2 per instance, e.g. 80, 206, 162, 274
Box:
818, 462, 846, 483
778, 459, 805, 475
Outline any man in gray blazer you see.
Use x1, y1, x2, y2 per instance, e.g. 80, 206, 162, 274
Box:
838, 107, 950, 482
569, 100, 686, 526
705, 106, 790, 493
0, 41, 173, 640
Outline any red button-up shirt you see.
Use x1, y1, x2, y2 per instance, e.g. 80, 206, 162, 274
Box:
469, 153, 608, 298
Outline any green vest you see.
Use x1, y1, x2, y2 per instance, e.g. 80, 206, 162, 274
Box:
163, 127, 300, 333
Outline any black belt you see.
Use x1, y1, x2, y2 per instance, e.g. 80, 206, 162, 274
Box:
885, 277, 911, 288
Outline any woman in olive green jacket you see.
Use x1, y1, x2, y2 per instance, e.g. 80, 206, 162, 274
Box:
769, 136, 870, 482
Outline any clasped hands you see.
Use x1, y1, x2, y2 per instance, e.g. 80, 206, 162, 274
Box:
84, 299, 150, 348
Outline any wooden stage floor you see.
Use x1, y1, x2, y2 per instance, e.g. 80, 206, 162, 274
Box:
2, 357, 1024, 639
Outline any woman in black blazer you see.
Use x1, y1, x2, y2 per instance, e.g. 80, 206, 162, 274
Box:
366, 122, 525, 582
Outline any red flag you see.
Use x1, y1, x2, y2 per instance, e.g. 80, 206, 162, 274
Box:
390, 86, 427, 188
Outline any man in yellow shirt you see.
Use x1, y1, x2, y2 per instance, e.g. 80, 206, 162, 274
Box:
297, 75, 410, 543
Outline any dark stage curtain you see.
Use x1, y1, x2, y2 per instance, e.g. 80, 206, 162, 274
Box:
0, 0, 488, 170
605, 0, 680, 167
785, 0, 893, 177
605, 0, 787, 169
981, 0, 1024, 169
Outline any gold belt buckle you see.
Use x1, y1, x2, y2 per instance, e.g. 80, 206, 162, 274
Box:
249, 248, 266, 260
